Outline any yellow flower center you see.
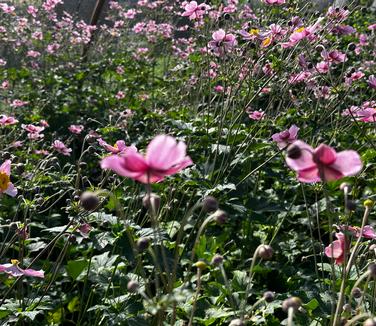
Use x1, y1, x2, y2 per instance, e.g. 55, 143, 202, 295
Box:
0, 172, 10, 192
295, 27, 305, 33
113, 143, 118, 149
11, 259, 19, 265
262, 37, 272, 47
249, 28, 259, 36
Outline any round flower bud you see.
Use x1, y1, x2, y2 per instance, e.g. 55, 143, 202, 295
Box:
346, 200, 357, 211
229, 319, 244, 326
351, 287, 362, 299
127, 280, 139, 293
368, 263, 376, 278
340, 182, 351, 192
142, 193, 161, 212
342, 303, 351, 313
364, 318, 376, 326
287, 144, 302, 159
263, 291, 275, 303
364, 199, 374, 208
348, 43, 356, 51
258, 245, 274, 260
369, 244, 376, 253
211, 209, 228, 225
136, 237, 150, 252
211, 254, 224, 266
202, 196, 219, 213
80, 191, 99, 211
282, 297, 302, 312
195, 261, 207, 270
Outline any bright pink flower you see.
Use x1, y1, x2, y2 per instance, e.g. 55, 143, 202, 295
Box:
286, 141, 362, 183
181, 1, 210, 20
324, 232, 346, 265
101, 135, 193, 183
52, 140, 72, 156
248, 110, 265, 120
0, 260, 44, 278
0, 115, 18, 126
214, 85, 224, 93
362, 225, 376, 239
272, 125, 299, 149
68, 124, 84, 134
208, 29, 237, 56
264, 0, 285, 4
10, 100, 28, 108
0, 160, 17, 197
316, 61, 330, 74
321, 50, 347, 64
97, 138, 136, 155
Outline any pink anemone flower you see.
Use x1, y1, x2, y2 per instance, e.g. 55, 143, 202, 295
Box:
0, 259, 44, 278
181, 1, 210, 20
0, 160, 17, 197
208, 29, 237, 56
264, 0, 285, 4
97, 138, 136, 155
271, 125, 299, 149
0, 114, 18, 126
324, 232, 346, 265
286, 141, 362, 183
101, 135, 193, 183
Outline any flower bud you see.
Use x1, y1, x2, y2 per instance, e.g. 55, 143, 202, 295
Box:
127, 280, 139, 293
351, 287, 362, 299
195, 261, 207, 270
340, 182, 351, 192
229, 319, 244, 326
211, 209, 228, 225
202, 196, 219, 213
348, 43, 356, 51
282, 297, 302, 312
342, 303, 351, 313
80, 191, 99, 211
368, 263, 376, 278
263, 291, 275, 303
364, 318, 376, 326
364, 199, 374, 208
258, 245, 273, 260
346, 200, 357, 211
369, 244, 376, 253
287, 144, 302, 159
142, 193, 161, 213
211, 254, 224, 266
136, 237, 150, 252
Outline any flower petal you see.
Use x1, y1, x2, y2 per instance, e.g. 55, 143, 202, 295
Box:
331, 150, 363, 177
285, 140, 315, 171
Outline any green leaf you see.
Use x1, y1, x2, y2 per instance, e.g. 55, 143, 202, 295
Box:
304, 298, 319, 311
66, 259, 88, 280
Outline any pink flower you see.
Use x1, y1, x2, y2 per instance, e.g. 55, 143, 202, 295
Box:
0, 260, 44, 278
272, 125, 299, 149
368, 75, 376, 89
362, 225, 376, 239
248, 110, 265, 120
0, 115, 18, 126
68, 124, 84, 134
324, 232, 346, 265
316, 61, 330, 74
286, 141, 362, 183
321, 50, 347, 64
101, 135, 193, 183
115, 91, 125, 99
208, 29, 237, 56
98, 138, 136, 155
214, 85, 224, 93
0, 160, 17, 197
10, 99, 28, 108
181, 1, 210, 20
264, 0, 285, 4
52, 140, 72, 156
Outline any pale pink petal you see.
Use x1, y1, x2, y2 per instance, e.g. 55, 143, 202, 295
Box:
288, 125, 299, 139
4, 183, 17, 197
101, 153, 148, 179
297, 166, 320, 183
146, 135, 186, 170
23, 268, 44, 278
0, 160, 11, 176
324, 240, 343, 259
285, 140, 315, 171
362, 225, 376, 239
161, 157, 193, 176
212, 29, 226, 41
331, 150, 363, 177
